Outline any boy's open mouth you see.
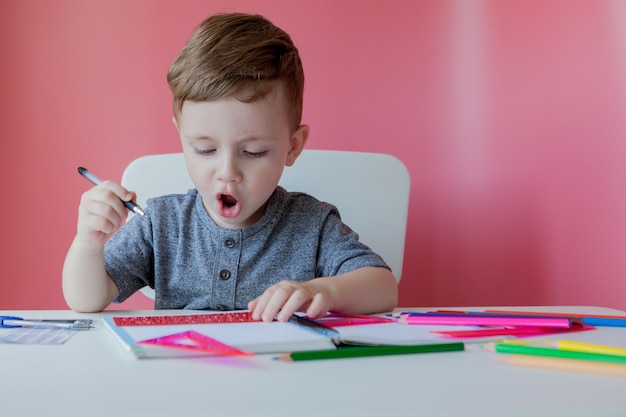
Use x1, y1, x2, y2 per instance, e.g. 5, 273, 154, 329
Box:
221, 194, 237, 208
218, 193, 241, 218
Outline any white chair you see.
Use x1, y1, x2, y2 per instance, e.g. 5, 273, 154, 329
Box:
121, 150, 410, 299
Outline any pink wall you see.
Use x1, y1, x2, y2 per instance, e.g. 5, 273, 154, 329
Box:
2, 0, 626, 311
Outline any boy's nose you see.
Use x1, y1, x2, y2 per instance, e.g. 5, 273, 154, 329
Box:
217, 156, 242, 183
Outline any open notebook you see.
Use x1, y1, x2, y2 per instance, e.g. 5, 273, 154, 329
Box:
102, 311, 495, 359
102, 314, 336, 358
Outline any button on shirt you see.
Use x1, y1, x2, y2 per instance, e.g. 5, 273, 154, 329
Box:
104, 187, 389, 310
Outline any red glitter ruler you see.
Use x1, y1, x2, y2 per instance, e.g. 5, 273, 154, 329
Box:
113, 311, 258, 327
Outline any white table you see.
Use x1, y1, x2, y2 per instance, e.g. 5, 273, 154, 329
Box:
2, 306, 625, 417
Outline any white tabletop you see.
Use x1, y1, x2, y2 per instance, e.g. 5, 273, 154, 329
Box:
2, 306, 625, 417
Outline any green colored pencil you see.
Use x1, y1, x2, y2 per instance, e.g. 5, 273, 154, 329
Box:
278, 342, 465, 362
494, 343, 626, 364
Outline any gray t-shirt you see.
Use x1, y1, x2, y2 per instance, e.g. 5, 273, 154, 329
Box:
104, 186, 389, 310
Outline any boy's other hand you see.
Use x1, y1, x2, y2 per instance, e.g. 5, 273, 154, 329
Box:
248, 279, 335, 323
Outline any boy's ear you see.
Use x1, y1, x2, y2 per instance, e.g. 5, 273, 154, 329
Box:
286, 124, 309, 167
172, 116, 179, 131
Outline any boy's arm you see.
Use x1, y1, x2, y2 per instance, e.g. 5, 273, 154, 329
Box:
62, 238, 120, 312
249, 266, 398, 322
62, 181, 133, 312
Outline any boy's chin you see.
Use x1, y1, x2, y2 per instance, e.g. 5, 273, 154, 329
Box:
209, 210, 254, 229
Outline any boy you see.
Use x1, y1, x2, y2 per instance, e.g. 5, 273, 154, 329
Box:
62, 13, 398, 322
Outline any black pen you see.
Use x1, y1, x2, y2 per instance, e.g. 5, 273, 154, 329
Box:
77, 167, 145, 216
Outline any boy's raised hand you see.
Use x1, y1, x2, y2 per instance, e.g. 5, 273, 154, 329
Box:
76, 181, 137, 249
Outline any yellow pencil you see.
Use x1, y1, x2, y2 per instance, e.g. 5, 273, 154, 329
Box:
496, 339, 626, 357
501, 354, 626, 377
555, 340, 626, 357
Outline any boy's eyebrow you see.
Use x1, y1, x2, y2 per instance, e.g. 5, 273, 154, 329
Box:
184, 135, 216, 144
237, 135, 274, 143
187, 134, 274, 143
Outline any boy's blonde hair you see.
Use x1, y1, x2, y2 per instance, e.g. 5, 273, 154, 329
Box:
167, 13, 304, 132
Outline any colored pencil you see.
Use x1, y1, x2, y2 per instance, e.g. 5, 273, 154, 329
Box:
501, 354, 626, 377
430, 310, 589, 327
484, 309, 626, 328
398, 314, 572, 328
492, 343, 626, 364
277, 342, 465, 362
429, 309, 626, 328
554, 340, 626, 357
432, 325, 591, 338
485, 309, 626, 320
581, 317, 626, 327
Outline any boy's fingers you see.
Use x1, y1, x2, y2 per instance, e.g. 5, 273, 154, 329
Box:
83, 194, 127, 226
250, 292, 272, 321
247, 297, 259, 311
259, 288, 291, 322
95, 180, 135, 203
276, 289, 311, 322
306, 293, 330, 319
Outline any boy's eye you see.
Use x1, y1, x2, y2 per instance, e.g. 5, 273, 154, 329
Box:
244, 150, 269, 158
195, 148, 216, 156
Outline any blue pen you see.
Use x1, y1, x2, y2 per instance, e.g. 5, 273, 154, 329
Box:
77, 167, 145, 216
582, 317, 626, 328
1, 316, 93, 330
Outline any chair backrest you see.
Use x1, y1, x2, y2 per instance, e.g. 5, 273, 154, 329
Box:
122, 150, 410, 299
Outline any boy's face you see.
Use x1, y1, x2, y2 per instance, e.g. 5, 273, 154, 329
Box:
174, 88, 308, 229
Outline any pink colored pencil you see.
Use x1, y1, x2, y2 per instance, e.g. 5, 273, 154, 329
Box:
398, 315, 572, 328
